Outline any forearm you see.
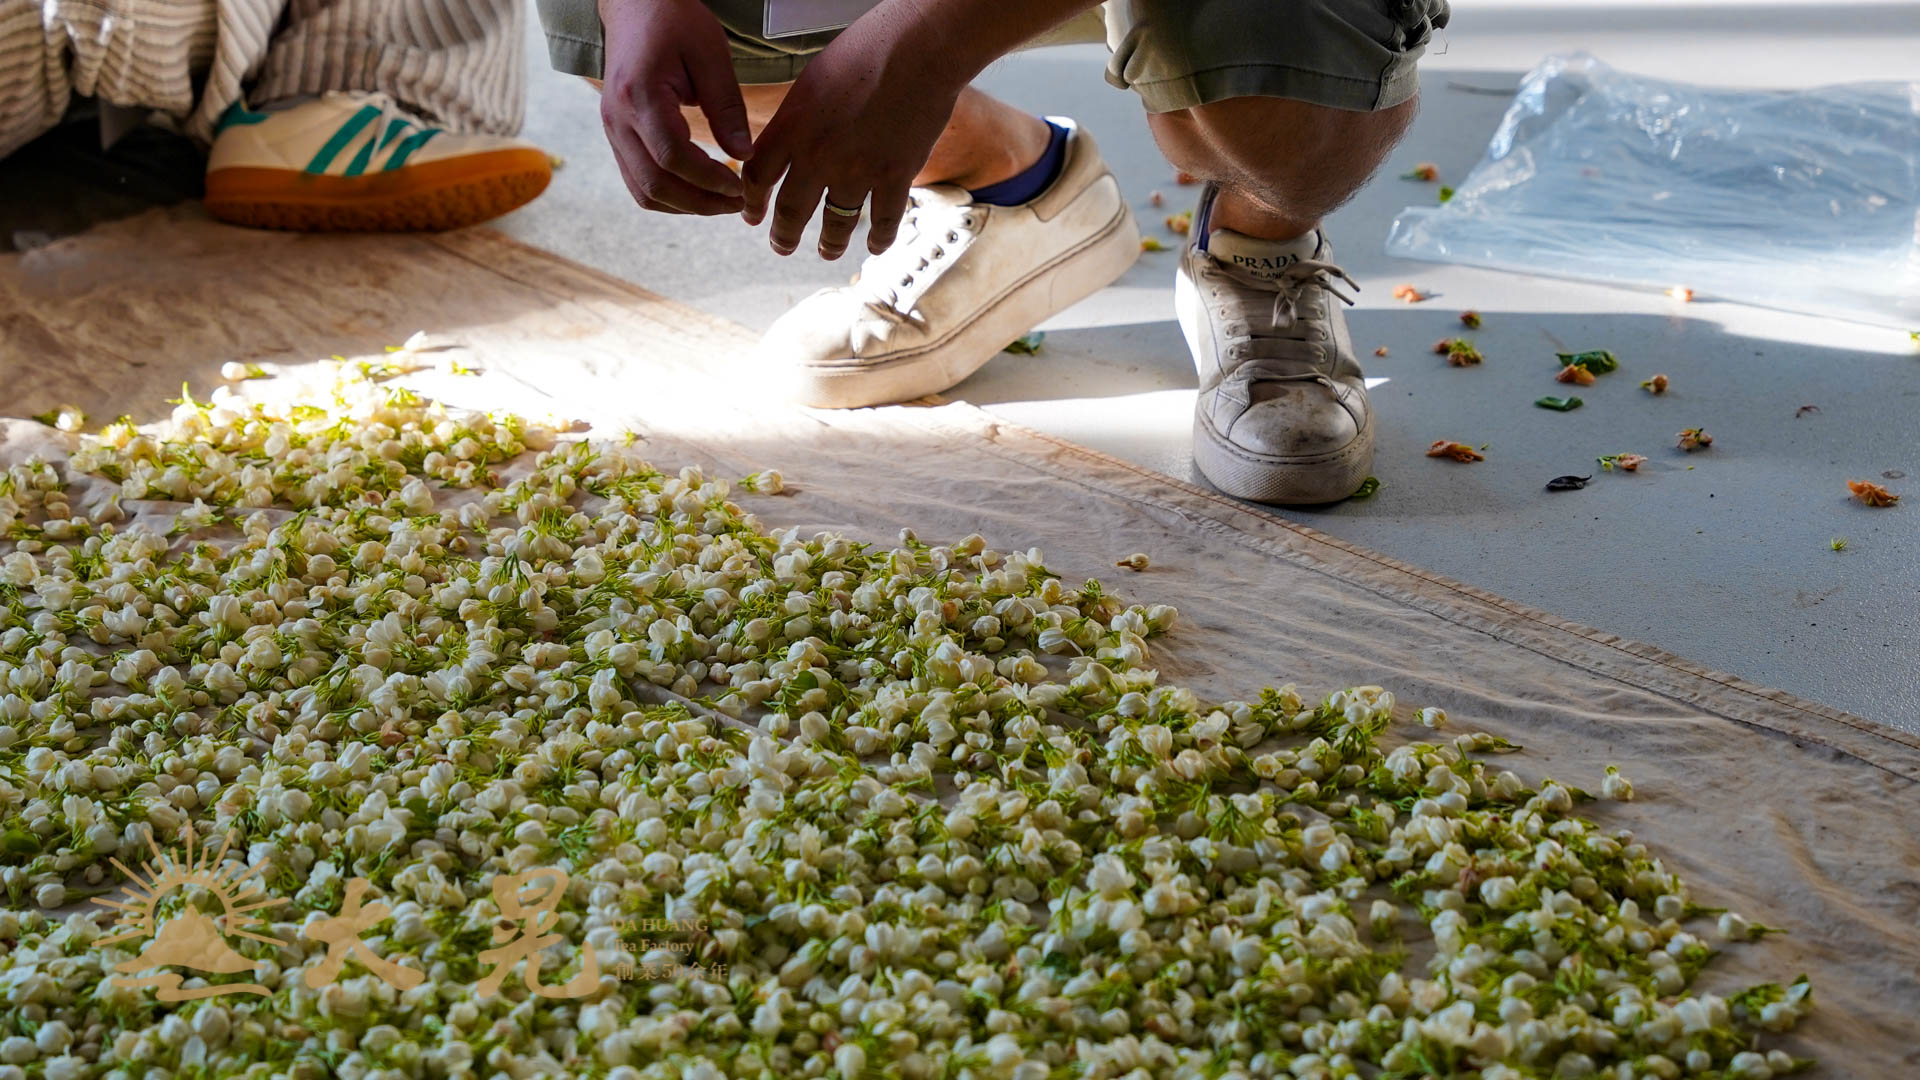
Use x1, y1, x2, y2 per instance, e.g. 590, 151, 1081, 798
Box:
869, 0, 1104, 89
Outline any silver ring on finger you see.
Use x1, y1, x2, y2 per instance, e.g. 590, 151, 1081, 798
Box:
823, 199, 864, 219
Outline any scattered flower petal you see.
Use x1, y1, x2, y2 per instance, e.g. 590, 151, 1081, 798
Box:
1602, 765, 1635, 801
1432, 338, 1483, 366
1598, 453, 1648, 472
1557, 350, 1619, 375
30, 405, 86, 432
1848, 480, 1899, 507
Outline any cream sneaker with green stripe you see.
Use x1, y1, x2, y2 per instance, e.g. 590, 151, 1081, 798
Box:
205, 92, 551, 232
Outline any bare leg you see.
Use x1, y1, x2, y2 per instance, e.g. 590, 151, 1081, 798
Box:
674, 82, 1050, 189
1145, 95, 1417, 241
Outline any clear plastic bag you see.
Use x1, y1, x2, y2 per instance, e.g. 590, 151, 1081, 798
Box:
1386, 53, 1920, 329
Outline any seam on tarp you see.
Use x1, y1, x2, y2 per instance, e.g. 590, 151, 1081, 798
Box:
437, 227, 1916, 775
907, 398, 1920, 778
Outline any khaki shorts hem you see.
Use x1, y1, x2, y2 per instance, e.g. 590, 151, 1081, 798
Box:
538, 31, 811, 85
543, 32, 603, 79
734, 54, 811, 84
1114, 61, 1422, 114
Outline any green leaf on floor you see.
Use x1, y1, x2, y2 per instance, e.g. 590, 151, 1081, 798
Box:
1350, 476, 1382, 499
1004, 331, 1046, 355
1556, 350, 1619, 375
1438, 186, 1456, 203
1535, 396, 1583, 411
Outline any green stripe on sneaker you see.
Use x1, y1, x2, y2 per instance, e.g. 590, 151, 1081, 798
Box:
216, 103, 270, 132
342, 127, 384, 177
382, 128, 441, 171
378, 118, 412, 150
304, 105, 381, 175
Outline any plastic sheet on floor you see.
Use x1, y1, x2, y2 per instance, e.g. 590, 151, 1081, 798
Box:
1387, 53, 1920, 329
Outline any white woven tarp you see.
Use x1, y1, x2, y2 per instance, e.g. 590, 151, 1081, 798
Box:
3, 209, 1916, 1072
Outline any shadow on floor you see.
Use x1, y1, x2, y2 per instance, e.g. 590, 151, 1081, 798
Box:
1, 106, 204, 254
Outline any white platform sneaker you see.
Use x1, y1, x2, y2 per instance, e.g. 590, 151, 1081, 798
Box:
1177, 185, 1374, 505
759, 119, 1139, 408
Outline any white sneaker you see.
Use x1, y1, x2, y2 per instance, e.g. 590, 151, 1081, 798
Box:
760, 119, 1139, 408
1178, 185, 1373, 505
204, 92, 551, 232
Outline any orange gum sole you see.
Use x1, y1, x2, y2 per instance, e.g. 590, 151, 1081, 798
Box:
204, 148, 553, 232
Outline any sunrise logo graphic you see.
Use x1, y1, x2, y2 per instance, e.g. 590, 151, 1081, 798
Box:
90, 824, 286, 1001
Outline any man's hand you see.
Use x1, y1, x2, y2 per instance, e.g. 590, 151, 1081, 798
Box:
598, 0, 756, 215
741, 12, 964, 259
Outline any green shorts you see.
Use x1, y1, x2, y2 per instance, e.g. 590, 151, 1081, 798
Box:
536, 0, 1448, 113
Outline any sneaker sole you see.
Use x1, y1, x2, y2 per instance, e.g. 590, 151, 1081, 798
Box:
1192, 407, 1375, 506
786, 200, 1141, 409
204, 148, 552, 232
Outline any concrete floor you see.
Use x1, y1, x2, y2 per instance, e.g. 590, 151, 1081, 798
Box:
497, 2, 1920, 728
4, 2, 1913, 726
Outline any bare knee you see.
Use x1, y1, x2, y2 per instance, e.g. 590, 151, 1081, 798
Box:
1148, 95, 1417, 219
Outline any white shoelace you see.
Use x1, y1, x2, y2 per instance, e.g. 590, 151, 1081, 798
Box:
854, 196, 979, 321
1214, 258, 1360, 393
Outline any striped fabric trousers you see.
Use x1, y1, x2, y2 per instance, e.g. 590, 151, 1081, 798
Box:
0, 0, 525, 160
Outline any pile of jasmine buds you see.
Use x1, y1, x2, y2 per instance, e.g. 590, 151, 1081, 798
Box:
0, 362, 1811, 1080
